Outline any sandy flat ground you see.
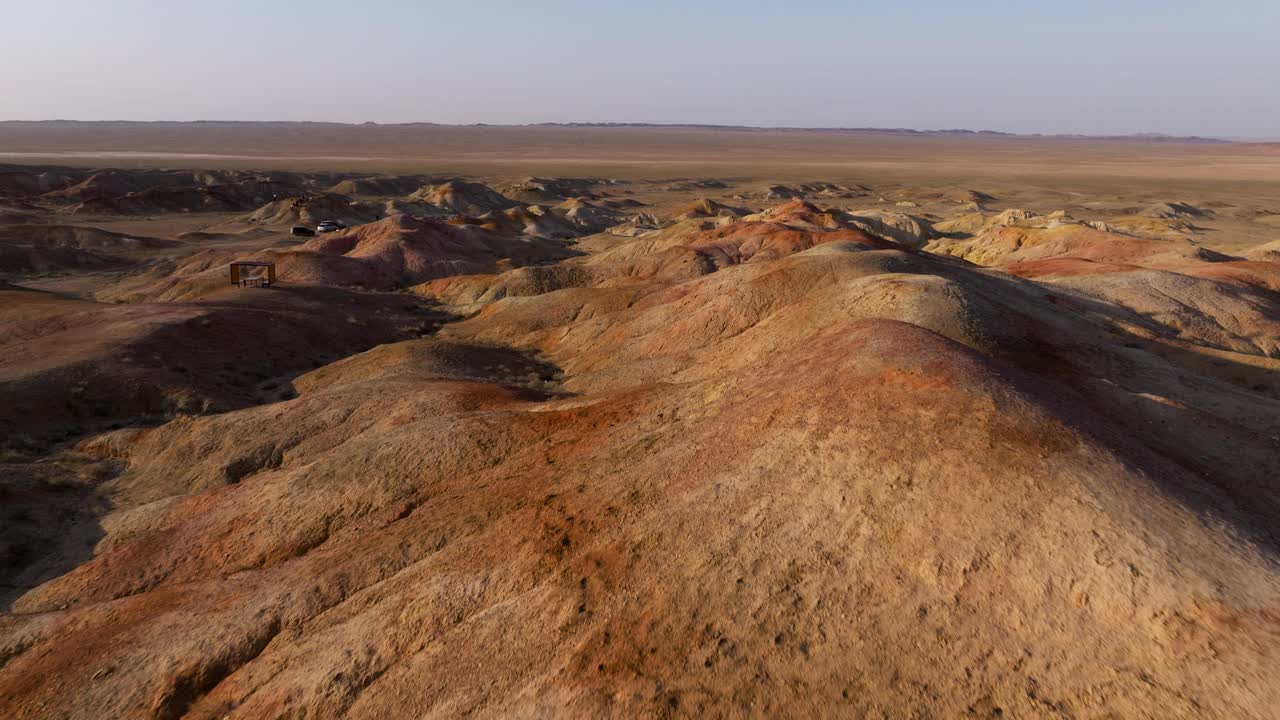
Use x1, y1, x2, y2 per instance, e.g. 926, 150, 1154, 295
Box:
2, 124, 1279, 185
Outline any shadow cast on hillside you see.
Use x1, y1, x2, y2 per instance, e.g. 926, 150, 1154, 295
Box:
0, 455, 114, 612
988, 275, 1280, 556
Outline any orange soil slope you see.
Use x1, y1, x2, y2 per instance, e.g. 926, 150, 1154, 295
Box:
0, 197, 1278, 719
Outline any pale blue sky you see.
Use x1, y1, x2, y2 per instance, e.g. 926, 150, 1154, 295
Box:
2, 0, 1277, 137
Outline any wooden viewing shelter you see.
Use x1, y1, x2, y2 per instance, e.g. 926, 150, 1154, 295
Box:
229, 261, 276, 288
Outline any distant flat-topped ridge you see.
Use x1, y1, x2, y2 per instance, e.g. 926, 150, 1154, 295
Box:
0, 119, 1233, 143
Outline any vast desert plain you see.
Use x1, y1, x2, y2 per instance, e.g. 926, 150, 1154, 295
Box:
1, 122, 1279, 718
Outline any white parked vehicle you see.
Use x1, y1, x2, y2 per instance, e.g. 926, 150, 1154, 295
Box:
315, 220, 347, 233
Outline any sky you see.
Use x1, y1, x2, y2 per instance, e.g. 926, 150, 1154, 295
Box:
2, 0, 1277, 137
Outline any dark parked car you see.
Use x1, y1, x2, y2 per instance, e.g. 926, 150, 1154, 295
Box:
290, 225, 316, 237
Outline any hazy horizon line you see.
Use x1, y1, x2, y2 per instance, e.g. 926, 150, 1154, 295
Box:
0, 119, 1264, 143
